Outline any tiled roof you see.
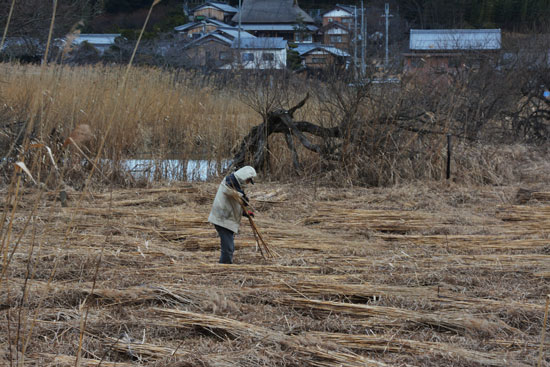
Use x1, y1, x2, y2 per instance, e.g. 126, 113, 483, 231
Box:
174, 18, 230, 32
295, 43, 350, 57
231, 37, 287, 49
192, 2, 238, 14
73, 34, 120, 46
231, 0, 314, 24
410, 29, 501, 50
239, 24, 317, 31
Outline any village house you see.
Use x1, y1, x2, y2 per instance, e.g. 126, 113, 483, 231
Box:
313, 4, 361, 62
174, 18, 230, 39
322, 4, 354, 28
316, 21, 351, 51
190, 1, 238, 23
403, 29, 502, 75
225, 37, 288, 69
230, 0, 317, 43
295, 43, 350, 69
182, 28, 256, 69
71, 34, 121, 55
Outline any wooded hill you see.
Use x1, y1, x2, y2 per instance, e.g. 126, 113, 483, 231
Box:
97, 0, 550, 31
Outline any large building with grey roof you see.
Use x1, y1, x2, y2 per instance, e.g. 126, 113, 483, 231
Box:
403, 29, 502, 74
231, 0, 317, 42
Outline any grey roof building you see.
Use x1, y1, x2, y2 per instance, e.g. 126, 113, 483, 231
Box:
231, 0, 314, 24
295, 43, 350, 57
404, 29, 502, 75
191, 1, 238, 14
231, 37, 287, 50
410, 29, 501, 51
230, 0, 317, 41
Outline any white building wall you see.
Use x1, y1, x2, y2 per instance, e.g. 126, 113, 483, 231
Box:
324, 9, 352, 17
327, 28, 347, 35
240, 49, 286, 69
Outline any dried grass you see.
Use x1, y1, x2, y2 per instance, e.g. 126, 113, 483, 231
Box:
1, 182, 550, 366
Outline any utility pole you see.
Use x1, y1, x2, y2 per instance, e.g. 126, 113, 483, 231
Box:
360, 0, 365, 77
383, 3, 393, 66
353, 5, 357, 78
364, 3, 367, 76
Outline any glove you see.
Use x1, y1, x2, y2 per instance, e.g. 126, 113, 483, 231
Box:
246, 210, 255, 218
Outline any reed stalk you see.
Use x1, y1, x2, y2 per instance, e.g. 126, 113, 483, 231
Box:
538, 294, 550, 367
42, 0, 58, 66
0, 0, 17, 51
75, 2, 162, 366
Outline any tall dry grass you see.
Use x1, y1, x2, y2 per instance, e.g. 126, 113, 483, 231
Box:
1, 61, 547, 187
0, 63, 258, 177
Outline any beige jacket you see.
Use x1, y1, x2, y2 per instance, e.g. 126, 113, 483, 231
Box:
208, 166, 256, 233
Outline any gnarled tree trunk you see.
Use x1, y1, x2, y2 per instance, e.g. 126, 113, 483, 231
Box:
231, 93, 341, 171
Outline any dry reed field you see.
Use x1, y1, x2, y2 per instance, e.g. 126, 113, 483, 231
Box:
0, 63, 259, 161
2, 4, 550, 364
1, 177, 550, 366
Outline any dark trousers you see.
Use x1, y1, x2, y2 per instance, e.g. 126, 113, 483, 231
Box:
214, 225, 235, 264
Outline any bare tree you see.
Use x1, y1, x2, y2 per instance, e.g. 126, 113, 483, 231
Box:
0, 0, 92, 58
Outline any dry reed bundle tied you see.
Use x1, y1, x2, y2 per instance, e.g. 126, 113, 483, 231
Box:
239, 198, 279, 260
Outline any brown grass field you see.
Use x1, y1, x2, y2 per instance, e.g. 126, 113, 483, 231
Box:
1, 178, 550, 366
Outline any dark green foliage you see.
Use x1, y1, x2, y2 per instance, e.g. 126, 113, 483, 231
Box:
120, 29, 157, 40
104, 0, 157, 14
152, 11, 188, 33
398, 0, 550, 30
286, 48, 302, 71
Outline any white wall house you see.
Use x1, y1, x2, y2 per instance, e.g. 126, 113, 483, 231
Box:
322, 5, 354, 27
229, 37, 287, 69
72, 34, 120, 54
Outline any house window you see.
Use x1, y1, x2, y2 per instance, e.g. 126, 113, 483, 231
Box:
330, 35, 343, 43
219, 51, 230, 61
262, 52, 274, 61
466, 59, 481, 69
448, 57, 463, 68
328, 18, 333, 22
409, 58, 423, 68
295, 33, 312, 42
312, 57, 326, 64
342, 18, 351, 24
242, 53, 254, 61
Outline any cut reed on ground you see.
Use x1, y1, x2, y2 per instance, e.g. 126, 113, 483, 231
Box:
1, 181, 550, 366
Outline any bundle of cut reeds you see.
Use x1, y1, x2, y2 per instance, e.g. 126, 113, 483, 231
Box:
305, 332, 527, 367
229, 190, 278, 259
243, 207, 279, 260
152, 308, 388, 367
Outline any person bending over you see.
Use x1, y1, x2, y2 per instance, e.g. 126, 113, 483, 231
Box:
208, 166, 256, 264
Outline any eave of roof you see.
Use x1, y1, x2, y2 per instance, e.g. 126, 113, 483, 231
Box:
295, 43, 350, 57
174, 18, 232, 32
73, 34, 120, 45
240, 24, 317, 31
191, 1, 238, 14
231, 37, 287, 49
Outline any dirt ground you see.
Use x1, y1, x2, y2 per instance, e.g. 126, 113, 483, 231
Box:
1, 179, 550, 366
